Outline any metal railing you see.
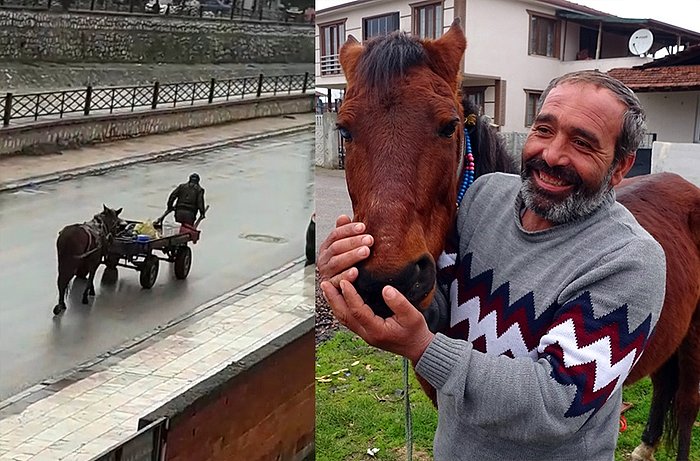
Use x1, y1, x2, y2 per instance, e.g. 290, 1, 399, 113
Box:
320, 54, 342, 76
0, 0, 314, 23
89, 417, 167, 461
2, 72, 312, 126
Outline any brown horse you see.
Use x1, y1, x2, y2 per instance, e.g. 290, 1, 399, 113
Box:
337, 21, 700, 461
53, 205, 123, 316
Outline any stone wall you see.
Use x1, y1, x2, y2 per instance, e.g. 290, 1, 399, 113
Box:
0, 93, 313, 155
0, 9, 314, 64
0, 62, 314, 92
140, 319, 315, 461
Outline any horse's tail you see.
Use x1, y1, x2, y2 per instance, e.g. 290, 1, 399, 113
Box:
660, 354, 681, 453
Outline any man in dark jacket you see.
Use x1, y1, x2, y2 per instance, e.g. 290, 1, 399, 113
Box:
166, 173, 206, 226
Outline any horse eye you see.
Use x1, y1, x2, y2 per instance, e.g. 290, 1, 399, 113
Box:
337, 126, 353, 141
439, 121, 458, 138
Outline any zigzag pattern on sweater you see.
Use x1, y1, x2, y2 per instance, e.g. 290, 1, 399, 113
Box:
437, 250, 653, 418
541, 292, 652, 417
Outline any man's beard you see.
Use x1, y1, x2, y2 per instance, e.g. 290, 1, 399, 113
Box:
520, 157, 615, 224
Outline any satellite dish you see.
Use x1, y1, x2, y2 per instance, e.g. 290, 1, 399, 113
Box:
629, 29, 654, 55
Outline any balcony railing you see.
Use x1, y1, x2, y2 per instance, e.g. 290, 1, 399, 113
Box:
320, 54, 342, 76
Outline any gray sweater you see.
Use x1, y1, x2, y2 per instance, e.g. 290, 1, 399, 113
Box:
416, 173, 666, 461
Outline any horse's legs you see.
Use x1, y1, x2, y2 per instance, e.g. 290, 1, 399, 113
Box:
82, 260, 99, 304
674, 309, 700, 461
631, 357, 678, 461
54, 266, 73, 314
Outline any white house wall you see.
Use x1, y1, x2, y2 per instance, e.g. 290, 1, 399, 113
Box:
464, 0, 567, 132
316, 0, 689, 143
315, 0, 456, 88
639, 92, 700, 142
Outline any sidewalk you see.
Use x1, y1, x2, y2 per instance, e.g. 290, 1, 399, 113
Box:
0, 261, 314, 461
0, 112, 315, 192
0, 114, 316, 459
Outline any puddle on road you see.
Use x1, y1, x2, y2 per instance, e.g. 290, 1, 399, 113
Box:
239, 233, 288, 244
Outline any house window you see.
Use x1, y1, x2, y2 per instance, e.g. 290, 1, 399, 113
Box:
463, 87, 486, 116
413, 2, 443, 39
528, 12, 560, 58
363, 12, 400, 40
525, 90, 542, 126
320, 21, 345, 76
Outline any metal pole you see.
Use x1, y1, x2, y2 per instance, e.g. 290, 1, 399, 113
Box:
302, 72, 308, 93
151, 81, 160, 109
2, 93, 12, 127
59, 91, 65, 118
208, 78, 215, 103
110, 88, 115, 114
84, 85, 92, 115
256, 73, 263, 97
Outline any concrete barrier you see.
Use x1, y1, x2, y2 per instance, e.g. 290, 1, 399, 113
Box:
651, 141, 700, 187
0, 93, 313, 156
139, 318, 314, 461
315, 111, 340, 169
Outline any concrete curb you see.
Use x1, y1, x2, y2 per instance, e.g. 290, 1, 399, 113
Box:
0, 256, 309, 412
0, 123, 314, 193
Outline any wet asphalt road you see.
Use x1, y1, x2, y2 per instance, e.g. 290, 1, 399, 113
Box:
314, 167, 353, 256
0, 131, 314, 400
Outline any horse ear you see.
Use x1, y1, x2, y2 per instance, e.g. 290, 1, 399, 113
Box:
116, 208, 123, 216
423, 19, 467, 90
339, 35, 363, 83
103, 204, 108, 212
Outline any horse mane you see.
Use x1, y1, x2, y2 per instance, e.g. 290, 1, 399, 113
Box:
462, 96, 519, 177
356, 31, 427, 95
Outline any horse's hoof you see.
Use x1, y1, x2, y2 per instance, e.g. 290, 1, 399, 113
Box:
53, 305, 65, 315
630, 444, 656, 461
81, 297, 88, 305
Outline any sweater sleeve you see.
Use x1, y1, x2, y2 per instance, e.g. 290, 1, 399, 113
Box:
415, 237, 665, 443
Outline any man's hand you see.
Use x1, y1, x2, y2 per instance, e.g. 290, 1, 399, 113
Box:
317, 215, 374, 288
321, 280, 434, 363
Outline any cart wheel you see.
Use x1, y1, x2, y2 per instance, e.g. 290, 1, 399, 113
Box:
139, 255, 159, 289
174, 246, 192, 280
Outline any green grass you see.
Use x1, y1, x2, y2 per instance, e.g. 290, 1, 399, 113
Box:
316, 330, 700, 461
316, 331, 436, 461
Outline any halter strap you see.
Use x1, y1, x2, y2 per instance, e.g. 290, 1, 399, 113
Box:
456, 127, 476, 207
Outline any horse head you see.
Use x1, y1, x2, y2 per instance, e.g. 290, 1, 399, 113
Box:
338, 20, 466, 317
98, 204, 124, 237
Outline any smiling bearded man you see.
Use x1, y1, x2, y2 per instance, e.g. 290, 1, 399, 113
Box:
319, 70, 667, 460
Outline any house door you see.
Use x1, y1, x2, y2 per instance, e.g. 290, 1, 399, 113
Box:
626, 133, 656, 177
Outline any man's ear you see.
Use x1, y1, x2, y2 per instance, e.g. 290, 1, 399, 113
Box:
610, 153, 636, 187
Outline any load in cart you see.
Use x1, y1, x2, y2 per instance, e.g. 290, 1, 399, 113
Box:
102, 205, 209, 289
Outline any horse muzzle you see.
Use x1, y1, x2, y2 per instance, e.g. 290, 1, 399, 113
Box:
354, 254, 436, 318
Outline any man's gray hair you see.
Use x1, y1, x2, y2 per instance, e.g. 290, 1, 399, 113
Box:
537, 70, 647, 163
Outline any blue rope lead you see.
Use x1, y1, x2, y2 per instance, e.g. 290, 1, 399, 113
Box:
404, 356, 413, 460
